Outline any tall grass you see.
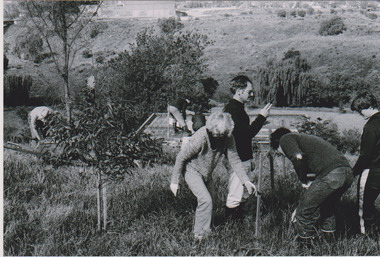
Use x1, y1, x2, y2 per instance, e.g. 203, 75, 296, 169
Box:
4, 149, 380, 255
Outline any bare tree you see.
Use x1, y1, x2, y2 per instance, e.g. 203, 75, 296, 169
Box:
23, 1, 102, 122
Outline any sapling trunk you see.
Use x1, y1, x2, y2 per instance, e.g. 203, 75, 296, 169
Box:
97, 172, 101, 232
103, 182, 107, 231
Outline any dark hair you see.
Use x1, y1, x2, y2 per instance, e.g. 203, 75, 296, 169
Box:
230, 75, 252, 94
270, 127, 292, 150
351, 92, 378, 113
192, 113, 206, 132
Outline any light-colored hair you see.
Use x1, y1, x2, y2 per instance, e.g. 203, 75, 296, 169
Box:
206, 112, 234, 137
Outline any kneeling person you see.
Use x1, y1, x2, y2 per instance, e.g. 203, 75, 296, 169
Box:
270, 128, 353, 240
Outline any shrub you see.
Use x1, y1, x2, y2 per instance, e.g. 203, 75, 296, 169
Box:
307, 7, 315, 15
297, 10, 306, 17
277, 10, 287, 18
14, 33, 43, 60
90, 28, 100, 38
158, 17, 184, 34
367, 13, 378, 20
97, 27, 211, 127
95, 55, 105, 64
290, 10, 297, 17
82, 49, 93, 58
319, 16, 346, 36
297, 118, 360, 154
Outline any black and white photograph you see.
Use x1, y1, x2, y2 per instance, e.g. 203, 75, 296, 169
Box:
3, 0, 380, 255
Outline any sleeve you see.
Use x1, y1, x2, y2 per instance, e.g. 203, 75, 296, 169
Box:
280, 135, 309, 183
225, 136, 250, 184
353, 125, 376, 176
171, 134, 203, 184
29, 111, 40, 140
227, 105, 266, 140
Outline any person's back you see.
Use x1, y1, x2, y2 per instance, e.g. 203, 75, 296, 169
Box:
29, 106, 52, 141
280, 133, 351, 179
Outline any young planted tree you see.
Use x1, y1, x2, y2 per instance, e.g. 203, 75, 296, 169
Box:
23, 1, 102, 122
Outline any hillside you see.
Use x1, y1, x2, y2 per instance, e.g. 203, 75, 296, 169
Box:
4, 2, 380, 100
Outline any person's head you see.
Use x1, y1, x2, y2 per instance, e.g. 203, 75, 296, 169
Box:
230, 75, 254, 103
351, 92, 378, 118
270, 127, 292, 151
206, 112, 234, 138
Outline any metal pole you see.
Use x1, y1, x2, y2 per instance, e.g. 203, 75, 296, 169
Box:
255, 151, 262, 237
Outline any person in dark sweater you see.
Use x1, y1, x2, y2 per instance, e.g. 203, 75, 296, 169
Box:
351, 92, 380, 236
223, 75, 272, 219
270, 128, 353, 241
168, 97, 194, 133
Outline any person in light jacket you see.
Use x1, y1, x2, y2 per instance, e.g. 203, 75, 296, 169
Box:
170, 112, 257, 241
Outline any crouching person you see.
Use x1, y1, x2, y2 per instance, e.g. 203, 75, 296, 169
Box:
270, 128, 353, 243
170, 112, 257, 241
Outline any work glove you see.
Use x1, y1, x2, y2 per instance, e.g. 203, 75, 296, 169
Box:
170, 183, 179, 197
244, 181, 257, 196
259, 103, 273, 118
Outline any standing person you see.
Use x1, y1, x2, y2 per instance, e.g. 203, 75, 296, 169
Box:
168, 97, 194, 133
29, 106, 53, 142
270, 128, 353, 242
170, 112, 257, 241
351, 92, 380, 236
223, 75, 272, 219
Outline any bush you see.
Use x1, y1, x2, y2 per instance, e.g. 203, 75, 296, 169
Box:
290, 10, 297, 17
307, 7, 315, 15
14, 33, 43, 60
158, 17, 184, 34
297, 118, 360, 154
319, 16, 346, 36
367, 13, 378, 20
297, 10, 306, 17
82, 49, 93, 58
97, 27, 211, 127
277, 10, 287, 18
95, 56, 105, 64
90, 28, 100, 38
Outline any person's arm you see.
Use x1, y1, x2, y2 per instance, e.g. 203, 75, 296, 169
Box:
353, 125, 376, 176
280, 135, 309, 183
29, 112, 40, 140
171, 133, 203, 185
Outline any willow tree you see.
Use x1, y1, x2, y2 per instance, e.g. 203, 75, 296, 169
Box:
23, 1, 102, 122
258, 50, 313, 107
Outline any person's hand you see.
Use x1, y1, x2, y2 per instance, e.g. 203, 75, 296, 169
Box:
259, 103, 272, 118
244, 181, 257, 196
170, 183, 179, 196
302, 181, 312, 189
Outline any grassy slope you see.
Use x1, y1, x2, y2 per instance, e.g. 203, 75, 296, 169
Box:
4, 149, 380, 256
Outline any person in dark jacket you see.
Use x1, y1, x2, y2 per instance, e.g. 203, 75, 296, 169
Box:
351, 92, 380, 236
223, 75, 272, 219
270, 128, 353, 241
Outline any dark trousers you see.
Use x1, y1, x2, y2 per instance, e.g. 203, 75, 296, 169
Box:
296, 167, 353, 238
358, 168, 380, 234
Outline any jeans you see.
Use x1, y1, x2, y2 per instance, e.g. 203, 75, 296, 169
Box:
226, 159, 254, 208
296, 167, 353, 238
185, 170, 215, 238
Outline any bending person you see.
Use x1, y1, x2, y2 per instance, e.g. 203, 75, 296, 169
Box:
29, 106, 53, 141
170, 112, 256, 241
270, 128, 353, 243
168, 97, 194, 133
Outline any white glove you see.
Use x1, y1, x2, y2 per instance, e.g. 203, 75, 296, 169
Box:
170, 183, 179, 197
244, 181, 257, 196
302, 181, 312, 189
259, 103, 272, 118
291, 209, 297, 223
